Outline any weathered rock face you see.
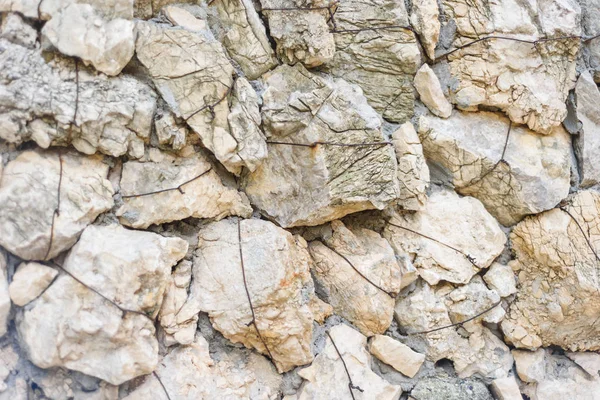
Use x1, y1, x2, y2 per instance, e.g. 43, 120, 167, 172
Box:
384, 189, 506, 285
0, 12, 37, 48
308, 221, 402, 336
502, 190, 600, 351
9, 262, 58, 307
440, 0, 580, 134
581, 0, 600, 82
116, 153, 252, 229
244, 64, 400, 227
0, 150, 114, 260
0, 0, 134, 20
17, 274, 158, 385
411, 373, 494, 400
410, 0, 440, 60
179, 218, 316, 372
0, 251, 9, 338
123, 335, 282, 400
414, 64, 452, 118
418, 111, 572, 226
323, 0, 421, 122
369, 334, 425, 378
297, 324, 402, 399
158, 260, 196, 346
62, 224, 188, 317
573, 70, 600, 187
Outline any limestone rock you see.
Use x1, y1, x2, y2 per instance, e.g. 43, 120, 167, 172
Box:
308, 221, 402, 336
0, 252, 8, 337
502, 190, 600, 351
391, 122, 429, 211
418, 111, 572, 226
582, 0, 600, 82
116, 154, 252, 229
446, 276, 505, 324
0, 40, 156, 156
179, 218, 316, 372
17, 274, 158, 385
323, 0, 421, 122
163, 4, 208, 30
384, 189, 506, 285
9, 262, 58, 306
207, 0, 278, 79
0, 150, 114, 260
0, 0, 134, 20
414, 64, 452, 118
411, 373, 494, 400
514, 349, 550, 383
566, 352, 600, 377
369, 335, 425, 378
158, 260, 196, 346
259, 0, 334, 67
0, 13, 37, 48
42, 4, 135, 76
490, 376, 524, 400
154, 108, 188, 150
484, 262, 518, 298
0, 343, 19, 392
297, 324, 402, 400
573, 70, 600, 187
410, 0, 440, 60
244, 64, 401, 227
62, 224, 188, 317
440, 0, 580, 133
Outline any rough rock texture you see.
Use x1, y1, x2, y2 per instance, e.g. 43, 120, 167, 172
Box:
158, 260, 196, 346
573, 70, 600, 187
0, 150, 114, 260
244, 64, 400, 227
62, 224, 188, 317
384, 189, 506, 285
323, 0, 421, 122
0, 251, 8, 337
418, 111, 572, 226
17, 274, 158, 385
9, 262, 58, 306
440, 0, 580, 134
179, 218, 316, 372
369, 335, 425, 378
0, 12, 37, 48
411, 373, 494, 400
308, 221, 402, 336
116, 153, 252, 229
410, 0, 440, 60
0, 0, 134, 20
502, 190, 600, 351
42, 3, 135, 76
582, 0, 600, 82
490, 376, 523, 400
414, 64, 452, 118
392, 122, 430, 210
484, 262, 518, 298
0, 40, 156, 157
297, 324, 402, 399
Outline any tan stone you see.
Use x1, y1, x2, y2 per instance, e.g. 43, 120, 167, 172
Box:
490, 376, 524, 400
9, 262, 58, 307
414, 64, 452, 118
369, 335, 425, 378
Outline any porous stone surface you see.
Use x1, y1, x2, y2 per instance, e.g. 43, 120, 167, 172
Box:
9, 262, 58, 306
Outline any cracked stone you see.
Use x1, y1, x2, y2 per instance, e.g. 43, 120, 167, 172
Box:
484, 262, 518, 298
9, 262, 58, 307
154, 108, 188, 150
573, 70, 600, 187
418, 111, 572, 226
410, 0, 440, 60
243, 64, 401, 228
0, 150, 114, 261
369, 334, 425, 378
0, 12, 37, 48
414, 64, 452, 118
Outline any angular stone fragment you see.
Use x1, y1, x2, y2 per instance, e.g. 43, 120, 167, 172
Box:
369, 335, 425, 378
42, 4, 135, 76
297, 324, 402, 399
414, 64, 452, 118
0, 40, 156, 156
0, 150, 114, 260
514, 349, 550, 383
418, 111, 572, 226
62, 224, 188, 317
154, 108, 188, 150
244, 64, 400, 227
490, 376, 524, 400
0, 13, 37, 48
0, 0, 134, 20
9, 262, 58, 307
17, 274, 158, 385
581, 0, 600, 82
410, 0, 440, 60
323, 0, 421, 122
0, 343, 19, 392
158, 260, 196, 346
179, 218, 316, 372
116, 154, 252, 229
446, 276, 505, 324
260, 0, 334, 67
502, 190, 600, 351
566, 352, 600, 377
0, 252, 9, 338
484, 262, 517, 298
440, 0, 580, 133
384, 189, 506, 285
573, 70, 600, 187
308, 221, 401, 336
207, 0, 278, 79
391, 122, 429, 210
124, 335, 282, 400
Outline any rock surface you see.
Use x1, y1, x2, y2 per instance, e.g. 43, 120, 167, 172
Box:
0, 150, 114, 260
490, 376, 523, 400
0, 252, 8, 338
244, 64, 400, 227
418, 111, 572, 226
158, 260, 196, 346
484, 262, 518, 298
9, 262, 58, 306
573, 70, 600, 187
369, 334, 425, 378
410, 373, 494, 400
410, 0, 440, 60
0, 0, 134, 20
414, 64, 452, 118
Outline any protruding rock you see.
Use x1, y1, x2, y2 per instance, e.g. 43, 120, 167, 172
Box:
297, 324, 402, 399
392, 122, 430, 210
502, 190, 600, 351
0, 252, 9, 337
514, 349, 546, 382
414, 64, 452, 118
490, 376, 524, 400
308, 221, 402, 336
0, 13, 37, 48
369, 335, 425, 378
61, 224, 188, 317
179, 218, 316, 372
323, 0, 421, 122
484, 262, 517, 298
384, 189, 506, 285
154, 109, 188, 150
446, 276, 505, 324
42, 4, 135, 76
17, 274, 158, 385
418, 111, 572, 226
244, 64, 400, 227
0, 150, 114, 260
9, 262, 58, 307
573, 70, 600, 187
158, 260, 196, 346
410, 0, 440, 60
116, 154, 252, 229
566, 352, 600, 377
